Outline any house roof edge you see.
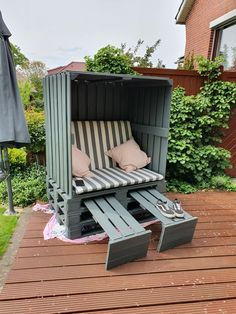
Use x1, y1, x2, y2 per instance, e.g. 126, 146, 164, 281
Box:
175, 0, 195, 24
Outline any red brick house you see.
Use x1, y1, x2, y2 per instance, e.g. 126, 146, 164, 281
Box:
176, 0, 236, 70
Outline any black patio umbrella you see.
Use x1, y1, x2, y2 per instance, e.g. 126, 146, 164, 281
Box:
0, 11, 30, 214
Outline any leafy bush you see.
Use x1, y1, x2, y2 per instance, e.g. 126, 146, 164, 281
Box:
211, 175, 230, 189
196, 55, 224, 82
8, 148, 27, 169
167, 176, 236, 193
211, 175, 236, 191
166, 179, 197, 194
167, 81, 236, 184
0, 163, 47, 207
200, 80, 236, 134
18, 80, 35, 110
25, 109, 46, 153
19, 61, 47, 110
182, 52, 195, 70
85, 45, 136, 74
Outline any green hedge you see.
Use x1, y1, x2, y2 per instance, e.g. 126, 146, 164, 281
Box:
0, 163, 47, 207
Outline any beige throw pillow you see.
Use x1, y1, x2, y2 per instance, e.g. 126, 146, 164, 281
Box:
72, 146, 93, 177
106, 139, 151, 172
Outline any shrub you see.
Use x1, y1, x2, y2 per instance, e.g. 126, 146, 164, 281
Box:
211, 175, 230, 189
211, 175, 236, 191
167, 81, 236, 184
25, 109, 46, 153
0, 163, 47, 207
182, 52, 195, 70
18, 80, 34, 110
19, 61, 47, 111
166, 179, 197, 194
199, 80, 236, 135
196, 55, 224, 82
8, 148, 27, 169
85, 45, 136, 74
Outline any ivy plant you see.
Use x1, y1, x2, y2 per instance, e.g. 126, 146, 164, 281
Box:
167, 82, 236, 184
196, 55, 224, 82
167, 55, 236, 190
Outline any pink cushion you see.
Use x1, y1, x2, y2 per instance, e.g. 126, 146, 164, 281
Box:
72, 146, 93, 177
106, 139, 151, 172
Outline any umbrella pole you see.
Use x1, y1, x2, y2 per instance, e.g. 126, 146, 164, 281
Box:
3, 147, 15, 215
0, 146, 4, 174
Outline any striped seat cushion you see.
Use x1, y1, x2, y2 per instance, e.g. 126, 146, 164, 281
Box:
71, 121, 132, 170
73, 167, 164, 195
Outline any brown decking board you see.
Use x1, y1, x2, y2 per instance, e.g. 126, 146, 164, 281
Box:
1, 191, 236, 313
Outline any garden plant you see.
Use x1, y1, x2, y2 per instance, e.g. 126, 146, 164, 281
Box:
167, 56, 236, 192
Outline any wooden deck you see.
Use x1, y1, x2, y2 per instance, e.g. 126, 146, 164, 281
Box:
1, 191, 236, 313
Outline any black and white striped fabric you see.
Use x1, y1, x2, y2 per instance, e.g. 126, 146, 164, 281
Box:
71, 121, 132, 170
73, 167, 164, 195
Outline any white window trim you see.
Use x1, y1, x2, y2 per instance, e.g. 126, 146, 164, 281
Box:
210, 9, 236, 29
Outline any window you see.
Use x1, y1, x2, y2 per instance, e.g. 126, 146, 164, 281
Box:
210, 9, 236, 71
216, 23, 236, 71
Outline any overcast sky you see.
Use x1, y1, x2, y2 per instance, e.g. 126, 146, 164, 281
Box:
0, 0, 185, 69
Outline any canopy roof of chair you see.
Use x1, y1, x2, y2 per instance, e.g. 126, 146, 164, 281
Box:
47, 70, 173, 87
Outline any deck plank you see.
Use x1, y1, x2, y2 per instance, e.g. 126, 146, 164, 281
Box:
79, 299, 236, 314
0, 268, 236, 300
1, 282, 236, 314
1, 191, 236, 314
6, 255, 236, 283
12, 245, 236, 269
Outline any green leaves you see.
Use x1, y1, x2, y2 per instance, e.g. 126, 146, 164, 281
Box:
10, 43, 29, 69
18, 80, 35, 110
8, 148, 27, 169
20, 61, 47, 110
85, 45, 136, 75
121, 39, 164, 68
167, 78, 236, 186
196, 55, 224, 82
0, 163, 47, 207
25, 110, 46, 153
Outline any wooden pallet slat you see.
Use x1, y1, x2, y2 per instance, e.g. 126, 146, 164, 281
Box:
130, 188, 198, 251
95, 198, 134, 237
84, 199, 122, 240
84, 196, 151, 269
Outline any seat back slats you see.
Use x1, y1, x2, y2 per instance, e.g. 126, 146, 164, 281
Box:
71, 121, 132, 170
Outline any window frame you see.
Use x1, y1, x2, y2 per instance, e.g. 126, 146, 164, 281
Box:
210, 9, 236, 62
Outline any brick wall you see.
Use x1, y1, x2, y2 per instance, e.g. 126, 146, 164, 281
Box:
185, 0, 236, 58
